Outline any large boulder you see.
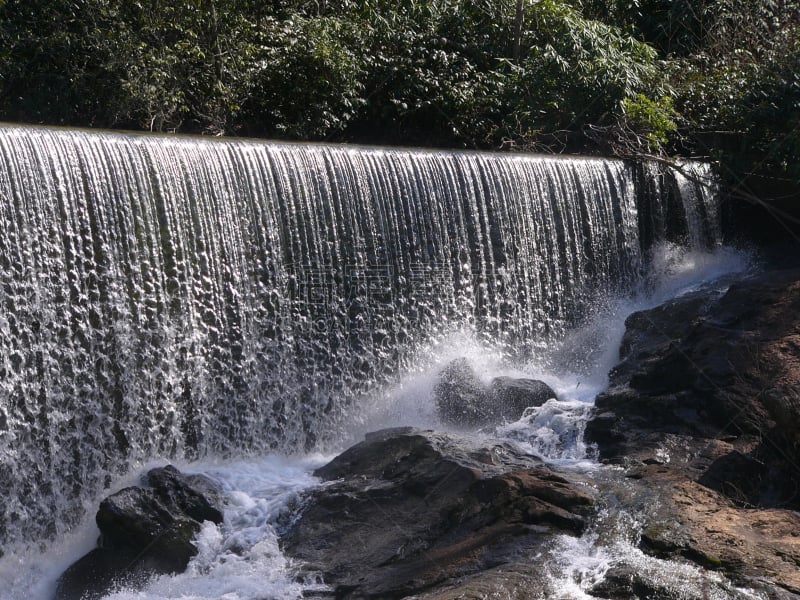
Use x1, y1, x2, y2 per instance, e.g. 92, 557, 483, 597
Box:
490, 376, 558, 420
584, 267, 800, 593
55, 465, 224, 600
628, 466, 800, 596
281, 427, 593, 598
586, 268, 800, 506
434, 358, 557, 427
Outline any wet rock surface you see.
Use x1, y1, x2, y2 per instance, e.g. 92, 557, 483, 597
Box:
434, 358, 557, 427
588, 268, 800, 483
586, 267, 800, 595
281, 427, 593, 599
55, 465, 224, 600
284, 268, 800, 599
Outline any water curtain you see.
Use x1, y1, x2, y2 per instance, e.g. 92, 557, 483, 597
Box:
0, 125, 719, 549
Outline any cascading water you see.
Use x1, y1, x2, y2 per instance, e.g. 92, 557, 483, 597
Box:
0, 124, 729, 596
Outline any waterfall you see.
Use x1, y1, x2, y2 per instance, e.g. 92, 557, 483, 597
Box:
0, 124, 720, 551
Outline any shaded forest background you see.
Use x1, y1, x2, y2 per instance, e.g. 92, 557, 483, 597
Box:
0, 0, 798, 191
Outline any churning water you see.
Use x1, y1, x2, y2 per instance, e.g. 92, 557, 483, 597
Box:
0, 124, 744, 598
0, 244, 753, 600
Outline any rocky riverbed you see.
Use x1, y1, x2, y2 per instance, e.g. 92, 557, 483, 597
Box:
584, 267, 800, 597
55, 267, 800, 599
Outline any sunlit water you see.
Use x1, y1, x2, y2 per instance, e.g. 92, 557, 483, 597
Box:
545, 510, 764, 600
0, 244, 756, 600
0, 455, 331, 600
1, 125, 657, 550
0, 124, 756, 599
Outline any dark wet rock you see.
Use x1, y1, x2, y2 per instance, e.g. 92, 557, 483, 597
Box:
146, 465, 224, 524
281, 427, 593, 599
588, 564, 691, 600
586, 562, 766, 600
586, 268, 800, 507
434, 358, 491, 427
589, 565, 654, 600
489, 376, 557, 419
55, 465, 224, 600
434, 358, 556, 427
584, 268, 800, 593
413, 563, 555, 599
94, 487, 199, 568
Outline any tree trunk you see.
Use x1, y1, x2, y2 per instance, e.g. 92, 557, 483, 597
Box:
513, 0, 524, 63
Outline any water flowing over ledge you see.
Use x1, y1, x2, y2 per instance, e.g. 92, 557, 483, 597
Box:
0, 124, 721, 551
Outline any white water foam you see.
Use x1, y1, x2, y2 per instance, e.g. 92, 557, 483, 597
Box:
545, 526, 766, 599
543, 499, 769, 600
0, 245, 753, 600
0, 455, 330, 600
353, 244, 752, 467
1, 127, 652, 552
505, 244, 761, 597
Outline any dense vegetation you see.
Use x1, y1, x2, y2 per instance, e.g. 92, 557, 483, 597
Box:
0, 0, 797, 186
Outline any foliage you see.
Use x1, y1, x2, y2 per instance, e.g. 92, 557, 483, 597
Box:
345, 0, 509, 147
0, 0, 663, 147
240, 15, 366, 139
0, 0, 126, 126
115, 0, 262, 134
619, 93, 678, 151
570, 0, 799, 181
498, 0, 661, 148
0, 0, 796, 184
668, 0, 800, 180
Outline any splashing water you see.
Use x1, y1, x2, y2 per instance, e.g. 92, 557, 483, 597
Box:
0, 455, 330, 600
0, 245, 753, 600
544, 513, 765, 600
1, 126, 661, 549
0, 124, 749, 598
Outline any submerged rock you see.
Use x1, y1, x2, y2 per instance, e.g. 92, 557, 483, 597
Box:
281, 427, 593, 598
434, 358, 557, 427
55, 465, 224, 600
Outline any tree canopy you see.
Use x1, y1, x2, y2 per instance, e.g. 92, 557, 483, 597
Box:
0, 0, 797, 184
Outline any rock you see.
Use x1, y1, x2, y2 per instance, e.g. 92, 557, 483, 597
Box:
586, 562, 766, 600
146, 465, 224, 525
589, 563, 693, 600
94, 487, 200, 569
434, 359, 556, 427
281, 427, 593, 598
55, 465, 224, 600
637, 474, 800, 595
434, 358, 491, 427
584, 268, 800, 593
586, 268, 800, 507
489, 376, 557, 418
413, 563, 556, 599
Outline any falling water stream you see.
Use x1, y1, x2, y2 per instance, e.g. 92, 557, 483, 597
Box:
0, 124, 753, 599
